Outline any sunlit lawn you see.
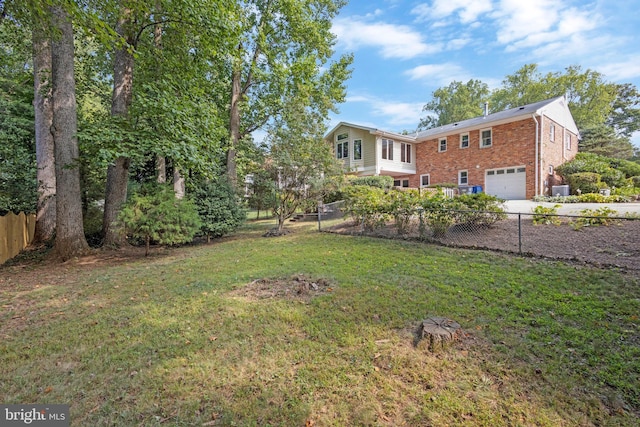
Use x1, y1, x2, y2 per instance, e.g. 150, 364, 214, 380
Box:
1, 219, 638, 426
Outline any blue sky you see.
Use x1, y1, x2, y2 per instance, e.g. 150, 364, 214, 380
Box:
328, 0, 640, 147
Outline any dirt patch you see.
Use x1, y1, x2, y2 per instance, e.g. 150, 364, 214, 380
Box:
328, 216, 640, 271
229, 274, 334, 302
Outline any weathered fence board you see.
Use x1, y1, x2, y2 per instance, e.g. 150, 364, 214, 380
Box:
0, 212, 36, 265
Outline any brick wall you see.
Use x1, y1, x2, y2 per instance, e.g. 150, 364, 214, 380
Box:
410, 119, 537, 197
540, 116, 578, 194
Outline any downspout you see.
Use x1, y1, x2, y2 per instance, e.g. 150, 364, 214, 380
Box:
375, 136, 380, 176
532, 114, 539, 197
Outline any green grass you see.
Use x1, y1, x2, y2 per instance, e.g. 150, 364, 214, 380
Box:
1, 220, 639, 426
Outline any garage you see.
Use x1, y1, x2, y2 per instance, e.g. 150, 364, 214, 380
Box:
484, 166, 526, 199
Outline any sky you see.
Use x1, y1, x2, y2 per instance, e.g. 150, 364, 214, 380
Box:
327, 0, 640, 147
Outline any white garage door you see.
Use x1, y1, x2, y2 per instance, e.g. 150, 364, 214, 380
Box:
485, 167, 526, 199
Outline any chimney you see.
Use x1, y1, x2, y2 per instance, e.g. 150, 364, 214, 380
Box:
483, 102, 489, 117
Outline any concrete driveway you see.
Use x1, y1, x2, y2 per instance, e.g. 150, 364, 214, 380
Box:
503, 200, 640, 216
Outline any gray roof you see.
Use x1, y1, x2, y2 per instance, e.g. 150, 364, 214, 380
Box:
414, 96, 566, 140
326, 95, 578, 142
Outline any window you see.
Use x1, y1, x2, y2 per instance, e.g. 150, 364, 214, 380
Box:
480, 129, 492, 147
393, 179, 409, 188
400, 143, 411, 163
565, 133, 572, 150
420, 174, 430, 187
458, 170, 468, 185
382, 138, 393, 160
439, 138, 447, 152
353, 139, 362, 160
548, 165, 554, 175
460, 133, 469, 149
336, 133, 348, 159
549, 124, 555, 142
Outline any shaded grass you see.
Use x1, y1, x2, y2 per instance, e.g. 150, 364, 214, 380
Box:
1, 220, 638, 426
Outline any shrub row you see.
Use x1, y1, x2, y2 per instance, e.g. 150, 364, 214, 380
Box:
533, 194, 633, 204
557, 152, 640, 194
343, 186, 507, 236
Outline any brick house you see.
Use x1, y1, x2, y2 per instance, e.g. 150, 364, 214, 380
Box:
325, 96, 579, 199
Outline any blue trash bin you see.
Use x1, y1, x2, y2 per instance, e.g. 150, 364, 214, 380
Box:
472, 185, 482, 194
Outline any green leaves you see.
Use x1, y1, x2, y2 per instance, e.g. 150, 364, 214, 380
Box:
118, 183, 202, 254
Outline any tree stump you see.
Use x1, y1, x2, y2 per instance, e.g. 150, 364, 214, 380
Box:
417, 317, 462, 352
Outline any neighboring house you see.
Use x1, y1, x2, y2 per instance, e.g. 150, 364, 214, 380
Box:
325, 96, 579, 200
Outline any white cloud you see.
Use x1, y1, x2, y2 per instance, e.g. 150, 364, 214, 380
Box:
493, 0, 600, 52
332, 17, 439, 59
411, 0, 492, 24
597, 59, 640, 82
405, 63, 470, 85
347, 94, 423, 126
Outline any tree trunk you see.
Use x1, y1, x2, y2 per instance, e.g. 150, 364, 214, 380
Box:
153, 4, 165, 185
173, 167, 185, 199
156, 155, 166, 183
103, 156, 130, 246
32, 32, 56, 243
50, 5, 88, 260
227, 65, 241, 188
103, 8, 134, 247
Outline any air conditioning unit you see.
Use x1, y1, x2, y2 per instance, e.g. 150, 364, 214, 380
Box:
551, 185, 570, 196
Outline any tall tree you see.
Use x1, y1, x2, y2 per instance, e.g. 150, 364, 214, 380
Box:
32, 30, 56, 242
50, 3, 88, 259
607, 83, 640, 138
579, 125, 635, 159
418, 79, 489, 130
102, 4, 136, 246
225, 0, 351, 186
489, 64, 618, 131
489, 64, 549, 112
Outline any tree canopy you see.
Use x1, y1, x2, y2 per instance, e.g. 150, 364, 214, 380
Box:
0, 0, 352, 259
418, 64, 640, 160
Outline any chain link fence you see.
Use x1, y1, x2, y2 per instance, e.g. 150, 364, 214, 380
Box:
317, 200, 640, 271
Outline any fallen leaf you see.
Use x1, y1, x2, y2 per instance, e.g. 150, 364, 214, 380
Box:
209, 336, 218, 342
44, 386, 53, 393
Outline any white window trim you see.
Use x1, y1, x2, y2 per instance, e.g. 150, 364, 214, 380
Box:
549, 124, 555, 142
336, 141, 348, 159
400, 142, 411, 163
336, 132, 349, 159
480, 128, 492, 148
438, 138, 447, 152
420, 174, 430, 187
549, 165, 554, 175
460, 133, 469, 149
382, 138, 394, 160
565, 132, 572, 151
353, 139, 362, 160
458, 170, 469, 185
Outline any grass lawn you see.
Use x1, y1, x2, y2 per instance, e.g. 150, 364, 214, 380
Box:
1, 219, 639, 426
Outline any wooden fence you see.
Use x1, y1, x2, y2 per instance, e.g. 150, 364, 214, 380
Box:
0, 212, 36, 265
